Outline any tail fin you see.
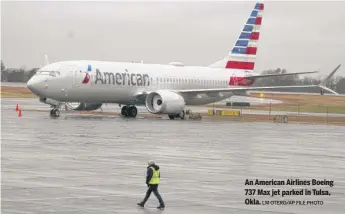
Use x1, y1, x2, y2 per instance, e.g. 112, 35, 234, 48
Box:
209, 2, 264, 71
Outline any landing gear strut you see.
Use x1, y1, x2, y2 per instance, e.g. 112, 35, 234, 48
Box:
168, 110, 185, 120
121, 105, 138, 118
50, 108, 60, 117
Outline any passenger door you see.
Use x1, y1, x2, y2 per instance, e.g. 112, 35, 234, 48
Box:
72, 68, 83, 88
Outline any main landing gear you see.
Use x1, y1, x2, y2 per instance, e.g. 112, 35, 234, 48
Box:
168, 110, 185, 120
121, 105, 138, 118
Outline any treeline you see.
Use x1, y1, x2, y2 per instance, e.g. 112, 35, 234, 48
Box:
1, 60, 344, 94
1, 60, 39, 82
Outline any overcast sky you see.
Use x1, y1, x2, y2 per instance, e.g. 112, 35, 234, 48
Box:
1, 1, 345, 77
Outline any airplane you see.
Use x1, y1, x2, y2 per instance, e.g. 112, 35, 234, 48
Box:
26, 2, 340, 119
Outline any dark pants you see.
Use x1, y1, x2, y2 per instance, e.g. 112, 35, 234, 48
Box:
141, 184, 165, 206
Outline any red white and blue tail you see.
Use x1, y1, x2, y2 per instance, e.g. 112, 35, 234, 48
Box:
209, 2, 264, 71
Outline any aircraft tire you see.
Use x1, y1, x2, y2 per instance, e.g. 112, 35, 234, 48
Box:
50, 109, 60, 117
54, 109, 60, 117
168, 115, 175, 120
121, 106, 128, 117
128, 106, 138, 118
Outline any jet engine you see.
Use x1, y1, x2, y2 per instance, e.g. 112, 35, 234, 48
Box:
145, 90, 185, 114
65, 102, 103, 111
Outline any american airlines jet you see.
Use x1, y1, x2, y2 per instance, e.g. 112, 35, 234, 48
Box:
26, 2, 339, 119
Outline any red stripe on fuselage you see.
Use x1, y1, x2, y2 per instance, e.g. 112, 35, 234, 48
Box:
228, 77, 254, 86
226, 61, 255, 70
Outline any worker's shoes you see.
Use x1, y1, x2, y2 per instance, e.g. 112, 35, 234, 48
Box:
137, 202, 145, 207
157, 205, 165, 209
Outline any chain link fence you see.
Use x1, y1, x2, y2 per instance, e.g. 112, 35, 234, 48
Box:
208, 102, 345, 125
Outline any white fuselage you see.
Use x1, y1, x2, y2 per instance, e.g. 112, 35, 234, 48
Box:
28, 60, 257, 105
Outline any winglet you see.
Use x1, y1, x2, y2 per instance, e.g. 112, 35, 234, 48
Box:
44, 54, 50, 65
320, 64, 341, 86
318, 64, 341, 95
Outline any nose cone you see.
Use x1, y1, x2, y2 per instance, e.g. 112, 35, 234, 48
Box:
27, 76, 44, 96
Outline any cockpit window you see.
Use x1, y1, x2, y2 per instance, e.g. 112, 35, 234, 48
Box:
36, 71, 50, 75
36, 71, 60, 77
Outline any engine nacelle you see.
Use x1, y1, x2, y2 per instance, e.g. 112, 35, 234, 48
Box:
145, 90, 185, 114
65, 102, 103, 111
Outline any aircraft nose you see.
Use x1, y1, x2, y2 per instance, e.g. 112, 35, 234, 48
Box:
27, 76, 44, 96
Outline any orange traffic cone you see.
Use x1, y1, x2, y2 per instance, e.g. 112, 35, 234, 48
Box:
18, 108, 22, 117
16, 104, 19, 111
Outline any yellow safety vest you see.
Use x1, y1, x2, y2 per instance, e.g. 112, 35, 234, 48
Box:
149, 167, 160, 184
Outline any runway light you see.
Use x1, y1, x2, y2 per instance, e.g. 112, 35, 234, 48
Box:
260, 92, 264, 98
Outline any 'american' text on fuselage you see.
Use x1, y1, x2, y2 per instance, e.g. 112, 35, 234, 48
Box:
95, 69, 150, 86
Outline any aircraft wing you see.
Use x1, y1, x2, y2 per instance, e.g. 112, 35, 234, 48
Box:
133, 64, 341, 102
176, 64, 341, 96
175, 84, 337, 95
245, 71, 318, 80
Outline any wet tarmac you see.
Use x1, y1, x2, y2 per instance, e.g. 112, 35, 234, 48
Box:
2, 98, 345, 214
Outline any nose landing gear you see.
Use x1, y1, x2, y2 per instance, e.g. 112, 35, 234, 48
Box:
50, 108, 60, 117
121, 105, 138, 118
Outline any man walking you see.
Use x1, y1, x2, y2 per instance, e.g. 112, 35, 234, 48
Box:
137, 160, 165, 209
